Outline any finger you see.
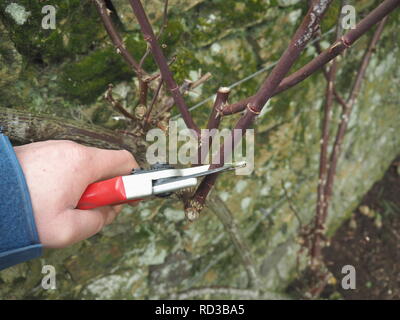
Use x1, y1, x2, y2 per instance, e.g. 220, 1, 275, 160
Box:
108, 204, 123, 225
127, 201, 140, 208
58, 206, 120, 247
104, 205, 121, 225
85, 148, 139, 183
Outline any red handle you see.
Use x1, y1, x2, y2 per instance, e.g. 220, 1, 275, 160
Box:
77, 176, 141, 210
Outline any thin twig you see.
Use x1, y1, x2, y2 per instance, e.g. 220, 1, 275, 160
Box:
311, 5, 344, 265
92, 0, 145, 77
105, 84, 136, 121
138, 0, 169, 70
315, 41, 349, 110
129, 0, 200, 136
191, 72, 213, 89
281, 180, 303, 229
309, 17, 387, 269
321, 68, 348, 110
144, 79, 164, 126
323, 17, 388, 221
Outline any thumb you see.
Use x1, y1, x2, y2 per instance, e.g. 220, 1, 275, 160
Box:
84, 147, 140, 184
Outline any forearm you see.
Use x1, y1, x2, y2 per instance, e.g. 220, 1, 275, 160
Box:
0, 132, 42, 271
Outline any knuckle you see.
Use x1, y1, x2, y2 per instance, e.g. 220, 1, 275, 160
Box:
105, 210, 117, 226
96, 212, 109, 232
68, 142, 90, 165
51, 141, 82, 161
119, 149, 131, 158
121, 150, 138, 167
60, 140, 79, 149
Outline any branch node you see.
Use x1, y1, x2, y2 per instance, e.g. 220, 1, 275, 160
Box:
246, 103, 261, 115
143, 34, 152, 42
341, 36, 351, 48
215, 108, 223, 119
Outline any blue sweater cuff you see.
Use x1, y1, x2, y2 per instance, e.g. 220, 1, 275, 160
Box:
0, 133, 42, 271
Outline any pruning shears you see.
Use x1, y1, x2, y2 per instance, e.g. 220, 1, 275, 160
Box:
77, 162, 246, 210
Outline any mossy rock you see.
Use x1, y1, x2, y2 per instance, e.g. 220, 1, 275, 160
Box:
1, 0, 400, 300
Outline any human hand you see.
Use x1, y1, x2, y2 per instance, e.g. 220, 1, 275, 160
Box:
14, 140, 138, 248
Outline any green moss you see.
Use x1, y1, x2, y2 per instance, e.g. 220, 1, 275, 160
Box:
58, 24, 190, 104
159, 18, 185, 47
0, 1, 101, 64
170, 47, 201, 84
320, 1, 341, 33
65, 2, 103, 56
59, 47, 133, 103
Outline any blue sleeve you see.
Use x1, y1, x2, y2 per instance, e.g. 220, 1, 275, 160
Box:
0, 132, 42, 271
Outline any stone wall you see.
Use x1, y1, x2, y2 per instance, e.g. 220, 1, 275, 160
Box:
0, 0, 399, 299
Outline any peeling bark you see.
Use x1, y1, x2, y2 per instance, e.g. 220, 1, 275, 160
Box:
0, 107, 146, 165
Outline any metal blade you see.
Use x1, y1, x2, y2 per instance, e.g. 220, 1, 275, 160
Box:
151, 161, 247, 192
180, 161, 246, 180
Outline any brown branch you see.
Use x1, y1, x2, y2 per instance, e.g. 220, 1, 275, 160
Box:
138, 79, 149, 106
207, 87, 230, 131
221, 0, 400, 115
308, 17, 387, 270
92, 0, 145, 77
0, 107, 145, 164
247, 0, 333, 114
281, 180, 303, 229
190, 72, 213, 89
315, 41, 349, 110
321, 68, 348, 110
105, 84, 136, 121
221, 95, 254, 116
144, 79, 164, 126
323, 17, 388, 221
160, 72, 212, 116
197, 87, 230, 164
186, 0, 334, 218
128, 0, 200, 136
311, 6, 344, 266
138, 0, 169, 70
